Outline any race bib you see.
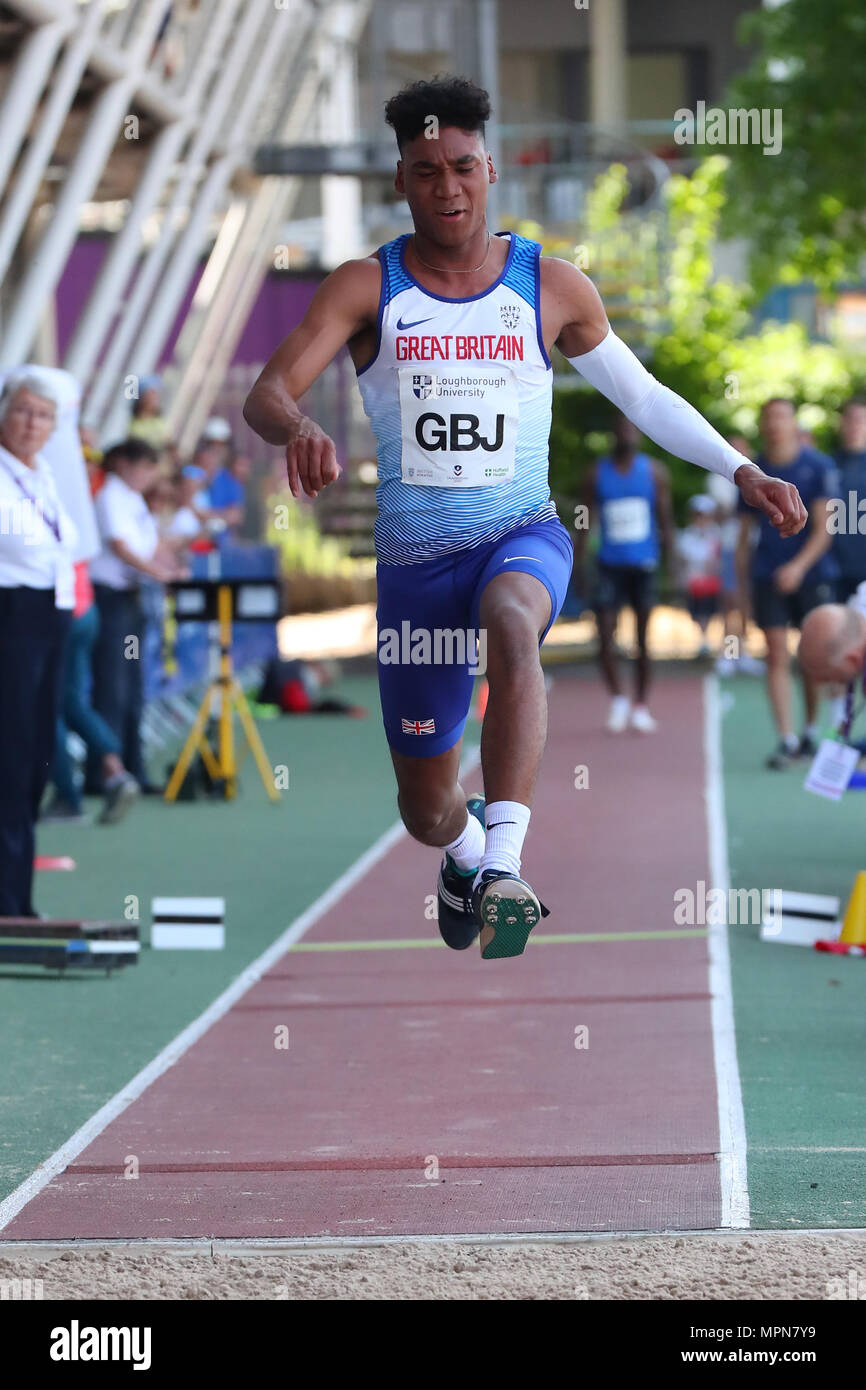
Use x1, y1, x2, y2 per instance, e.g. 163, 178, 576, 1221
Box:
603, 496, 651, 545
398, 366, 518, 487
804, 739, 859, 800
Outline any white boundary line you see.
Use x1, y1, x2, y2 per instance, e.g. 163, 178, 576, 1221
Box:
703, 674, 750, 1228
0, 744, 481, 1235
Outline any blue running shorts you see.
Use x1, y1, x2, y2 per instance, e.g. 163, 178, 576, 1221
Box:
376, 516, 574, 757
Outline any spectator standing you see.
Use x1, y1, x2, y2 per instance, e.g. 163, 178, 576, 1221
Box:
44, 559, 141, 825
831, 396, 866, 601
88, 440, 183, 793
706, 444, 765, 677
736, 399, 839, 769
0, 371, 76, 915
128, 375, 170, 451
208, 453, 251, 532
164, 465, 209, 549
677, 494, 722, 657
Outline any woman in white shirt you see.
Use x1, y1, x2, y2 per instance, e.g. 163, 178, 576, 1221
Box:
0, 370, 76, 916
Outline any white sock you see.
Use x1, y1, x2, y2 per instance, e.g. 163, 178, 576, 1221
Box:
782, 732, 799, 751
475, 801, 531, 884
804, 722, 820, 741
443, 811, 485, 874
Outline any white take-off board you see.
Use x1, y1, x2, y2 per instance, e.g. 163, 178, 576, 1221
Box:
151, 898, 225, 950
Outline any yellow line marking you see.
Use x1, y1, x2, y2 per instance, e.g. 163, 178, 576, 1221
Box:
289, 929, 708, 953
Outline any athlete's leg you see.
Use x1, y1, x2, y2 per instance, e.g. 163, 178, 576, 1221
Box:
594, 566, 621, 695
376, 550, 476, 850
597, 607, 621, 695
461, 520, 572, 957
634, 604, 652, 703
390, 740, 469, 847
476, 570, 551, 804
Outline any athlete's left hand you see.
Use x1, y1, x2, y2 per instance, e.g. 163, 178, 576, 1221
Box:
735, 465, 807, 538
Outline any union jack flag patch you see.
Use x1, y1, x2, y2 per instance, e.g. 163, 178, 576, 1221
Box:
401, 717, 436, 735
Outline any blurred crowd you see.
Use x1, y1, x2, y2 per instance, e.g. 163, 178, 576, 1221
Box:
0, 365, 255, 917
579, 397, 866, 764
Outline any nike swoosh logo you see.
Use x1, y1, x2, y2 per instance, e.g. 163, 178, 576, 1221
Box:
396, 315, 436, 330
502, 556, 537, 563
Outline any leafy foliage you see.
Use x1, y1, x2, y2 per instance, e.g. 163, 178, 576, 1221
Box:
546, 159, 866, 521
721, 0, 866, 292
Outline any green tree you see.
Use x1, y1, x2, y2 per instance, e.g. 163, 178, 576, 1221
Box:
547, 159, 865, 520
721, 0, 866, 291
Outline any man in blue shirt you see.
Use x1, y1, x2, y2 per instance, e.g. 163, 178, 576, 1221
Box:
832, 396, 866, 601
736, 398, 839, 769
206, 454, 251, 532
577, 413, 675, 733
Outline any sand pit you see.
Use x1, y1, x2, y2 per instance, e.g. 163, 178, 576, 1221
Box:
1, 1231, 865, 1300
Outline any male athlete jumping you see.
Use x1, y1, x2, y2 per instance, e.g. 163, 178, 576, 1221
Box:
244, 77, 806, 961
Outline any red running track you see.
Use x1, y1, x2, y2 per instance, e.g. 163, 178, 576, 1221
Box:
5, 674, 722, 1238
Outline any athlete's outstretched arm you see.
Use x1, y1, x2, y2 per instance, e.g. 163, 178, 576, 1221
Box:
244, 258, 379, 498
545, 259, 807, 538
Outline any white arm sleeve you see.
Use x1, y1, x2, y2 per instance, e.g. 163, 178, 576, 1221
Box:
566, 329, 757, 485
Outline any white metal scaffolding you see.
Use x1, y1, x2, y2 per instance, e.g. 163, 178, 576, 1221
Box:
0, 0, 372, 441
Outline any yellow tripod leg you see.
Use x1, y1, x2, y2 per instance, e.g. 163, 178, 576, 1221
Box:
164, 685, 214, 801
231, 678, 281, 802
217, 585, 236, 798
196, 734, 222, 783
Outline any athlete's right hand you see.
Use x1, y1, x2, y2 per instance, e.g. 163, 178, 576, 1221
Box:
286, 417, 341, 499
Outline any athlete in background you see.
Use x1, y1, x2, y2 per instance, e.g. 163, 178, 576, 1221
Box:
245, 77, 806, 961
576, 413, 674, 733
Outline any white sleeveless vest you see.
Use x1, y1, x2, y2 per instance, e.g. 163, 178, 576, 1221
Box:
356, 232, 557, 564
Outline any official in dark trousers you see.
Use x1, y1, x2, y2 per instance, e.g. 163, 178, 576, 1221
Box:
0, 370, 76, 916
87, 440, 181, 792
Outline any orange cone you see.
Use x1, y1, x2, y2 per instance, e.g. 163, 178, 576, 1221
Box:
840, 872, 866, 945
815, 871, 866, 956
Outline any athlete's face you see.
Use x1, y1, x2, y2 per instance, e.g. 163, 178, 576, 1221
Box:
395, 127, 496, 245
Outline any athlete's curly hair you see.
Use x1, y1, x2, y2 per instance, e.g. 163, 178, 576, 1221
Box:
384, 75, 491, 151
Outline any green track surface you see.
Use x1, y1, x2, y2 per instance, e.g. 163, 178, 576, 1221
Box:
721, 675, 866, 1228
0, 676, 403, 1202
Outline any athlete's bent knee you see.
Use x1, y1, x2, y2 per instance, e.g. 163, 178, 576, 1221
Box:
397, 791, 453, 845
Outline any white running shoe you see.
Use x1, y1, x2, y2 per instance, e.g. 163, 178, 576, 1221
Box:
630, 705, 657, 733
607, 695, 631, 733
